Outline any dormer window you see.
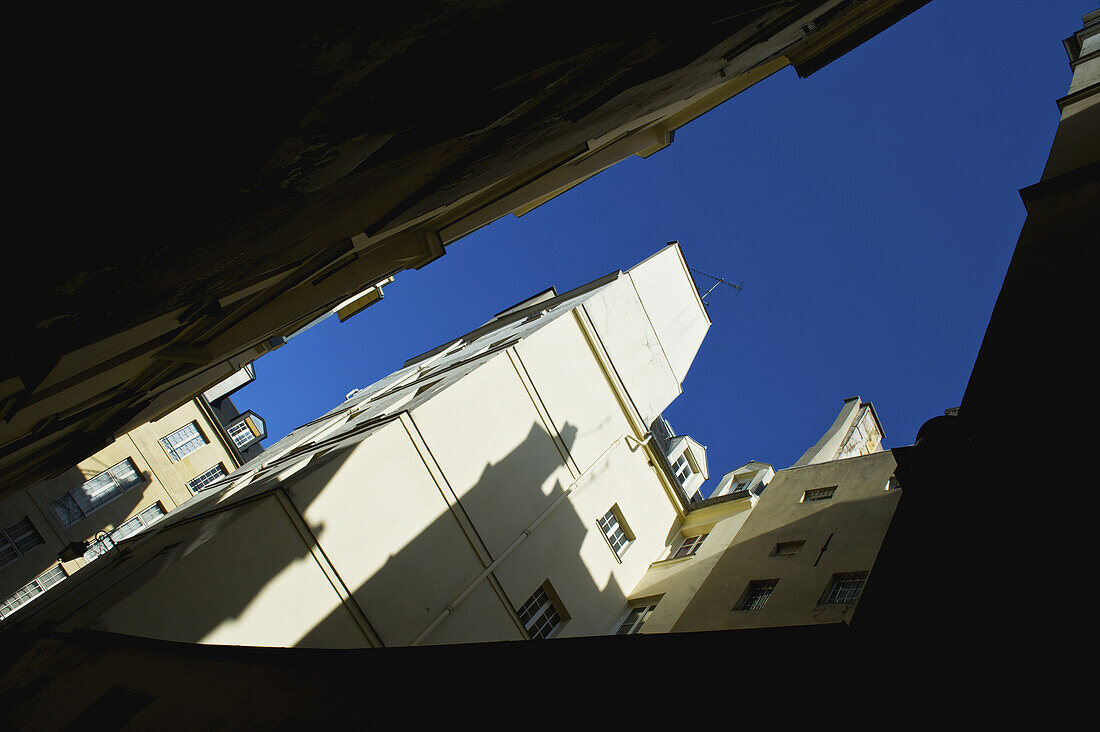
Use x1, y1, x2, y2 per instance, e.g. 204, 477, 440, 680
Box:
672, 454, 693, 486
226, 412, 267, 450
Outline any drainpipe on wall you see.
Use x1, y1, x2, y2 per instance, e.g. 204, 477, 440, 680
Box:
410, 431, 650, 646
195, 395, 244, 470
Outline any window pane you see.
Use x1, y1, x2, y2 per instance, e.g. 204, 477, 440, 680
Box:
825, 572, 867, 604
0, 565, 67, 618
108, 459, 141, 490
5, 518, 44, 555
598, 508, 629, 556
82, 471, 122, 507
50, 494, 85, 527
229, 420, 255, 448
137, 503, 167, 525
38, 565, 67, 590
740, 580, 777, 611
518, 587, 549, 626
0, 536, 18, 567
528, 605, 561, 639
161, 423, 205, 461
518, 585, 562, 639
83, 535, 114, 563
188, 464, 227, 493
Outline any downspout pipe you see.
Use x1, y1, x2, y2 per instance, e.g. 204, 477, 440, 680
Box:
411, 431, 648, 646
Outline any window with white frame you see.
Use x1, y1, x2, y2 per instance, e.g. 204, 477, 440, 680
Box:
48, 459, 144, 528
159, 422, 207, 461
821, 571, 868, 605
737, 579, 778, 611
83, 503, 167, 562
597, 506, 633, 559
0, 517, 45, 568
671, 453, 693, 486
227, 419, 259, 449
672, 533, 709, 559
516, 583, 564, 640
0, 564, 66, 619
615, 600, 659, 635
187, 464, 227, 493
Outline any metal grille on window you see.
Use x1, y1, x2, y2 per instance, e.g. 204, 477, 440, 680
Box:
1, 565, 66, 619
48, 459, 143, 527
616, 603, 658, 635
739, 580, 778, 611
824, 572, 868, 604
160, 422, 206, 461
517, 586, 561, 640
803, 486, 836, 502
597, 509, 629, 556
0, 518, 45, 568
188, 464, 227, 493
673, 533, 709, 559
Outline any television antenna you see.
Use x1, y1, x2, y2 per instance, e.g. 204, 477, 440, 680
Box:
688, 267, 743, 305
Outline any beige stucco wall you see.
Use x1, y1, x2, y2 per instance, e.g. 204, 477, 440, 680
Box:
672, 450, 901, 631
624, 496, 754, 634
285, 417, 518, 647
77, 301, 687, 648
0, 492, 65, 601
24, 245, 711, 647
92, 495, 368, 648
623, 245, 710, 388
1, 399, 238, 605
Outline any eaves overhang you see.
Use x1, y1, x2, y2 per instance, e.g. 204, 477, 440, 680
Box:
787, 0, 932, 78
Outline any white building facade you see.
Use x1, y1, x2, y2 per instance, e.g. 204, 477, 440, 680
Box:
9, 244, 713, 648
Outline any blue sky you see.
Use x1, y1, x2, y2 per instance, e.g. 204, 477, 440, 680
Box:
231, 1, 1093, 496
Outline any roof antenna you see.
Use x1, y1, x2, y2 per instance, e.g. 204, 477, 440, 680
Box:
687, 266, 743, 305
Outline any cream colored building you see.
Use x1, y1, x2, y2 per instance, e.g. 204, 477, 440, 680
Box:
0, 369, 265, 620
5, 243, 713, 647
626, 398, 900, 634
4, 249, 902, 646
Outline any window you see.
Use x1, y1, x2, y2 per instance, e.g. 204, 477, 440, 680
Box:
1, 565, 66, 619
672, 533, 709, 559
737, 580, 778, 611
802, 486, 836, 503
159, 422, 207, 461
187, 464, 227, 493
597, 506, 633, 559
83, 503, 167, 562
517, 584, 564, 640
616, 600, 659, 635
49, 459, 144, 527
822, 571, 868, 605
0, 517, 45, 568
772, 540, 805, 557
227, 415, 266, 450
672, 454, 693, 486
227, 419, 255, 448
